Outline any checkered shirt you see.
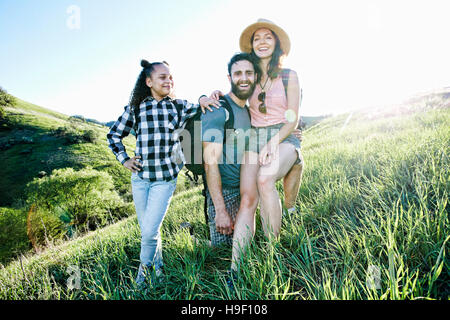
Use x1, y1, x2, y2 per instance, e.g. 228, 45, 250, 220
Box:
107, 96, 199, 181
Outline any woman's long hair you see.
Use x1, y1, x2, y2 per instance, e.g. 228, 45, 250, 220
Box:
250, 30, 285, 80
128, 60, 169, 109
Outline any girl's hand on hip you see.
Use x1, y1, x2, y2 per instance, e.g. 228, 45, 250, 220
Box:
124, 156, 143, 173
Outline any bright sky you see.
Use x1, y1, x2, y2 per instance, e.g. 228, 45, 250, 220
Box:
1, 0, 449, 122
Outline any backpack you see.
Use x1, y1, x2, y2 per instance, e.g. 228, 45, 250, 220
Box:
179, 96, 239, 183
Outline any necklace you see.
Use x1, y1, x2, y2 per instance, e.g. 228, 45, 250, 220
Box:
259, 75, 270, 92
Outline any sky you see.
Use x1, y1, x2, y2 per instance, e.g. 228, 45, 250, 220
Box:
1, 0, 449, 122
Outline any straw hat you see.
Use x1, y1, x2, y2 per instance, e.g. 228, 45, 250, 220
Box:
239, 19, 291, 56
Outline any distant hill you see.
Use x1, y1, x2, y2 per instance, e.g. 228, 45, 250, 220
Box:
301, 115, 330, 128
0, 97, 136, 207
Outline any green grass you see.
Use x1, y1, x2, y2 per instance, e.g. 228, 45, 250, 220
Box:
0, 96, 448, 300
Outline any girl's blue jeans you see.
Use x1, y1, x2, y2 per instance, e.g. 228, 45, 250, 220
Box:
131, 172, 177, 271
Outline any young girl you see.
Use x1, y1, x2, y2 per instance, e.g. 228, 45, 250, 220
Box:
107, 60, 217, 285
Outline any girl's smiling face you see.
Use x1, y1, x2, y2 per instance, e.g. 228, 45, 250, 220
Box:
146, 63, 173, 100
252, 28, 276, 59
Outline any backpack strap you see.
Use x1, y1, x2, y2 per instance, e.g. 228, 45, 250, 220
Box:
202, 175, 210, 239
281, 68, 291, 97
281, 68, 304, 125
219, 97, 235, 145
219, 97, 234, 129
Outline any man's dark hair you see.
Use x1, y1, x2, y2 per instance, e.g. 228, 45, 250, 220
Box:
227, 52, 261, 82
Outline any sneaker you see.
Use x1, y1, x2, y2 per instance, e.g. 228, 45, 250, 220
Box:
283, 207, 297, 217
135, 264, 147, 285
225, 270, 238, 292
180, 221, 193, 235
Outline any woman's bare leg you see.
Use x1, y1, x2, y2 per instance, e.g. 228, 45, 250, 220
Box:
283, 156, 304, 210
257, 144, 297, 239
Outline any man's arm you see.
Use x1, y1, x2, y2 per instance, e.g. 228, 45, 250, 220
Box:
203, 141, 234, 235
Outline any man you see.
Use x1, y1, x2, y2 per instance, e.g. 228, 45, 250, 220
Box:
201, 53, 304, 246
201, 53, 256, 246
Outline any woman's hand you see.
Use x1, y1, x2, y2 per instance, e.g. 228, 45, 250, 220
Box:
124, 156, 143, 173
199, 95, 221, 114
259, 142, 279, 166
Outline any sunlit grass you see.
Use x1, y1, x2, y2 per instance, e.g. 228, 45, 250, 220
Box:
0, 104, 448, 300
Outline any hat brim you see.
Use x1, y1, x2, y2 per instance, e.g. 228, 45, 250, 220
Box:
239, 21, 291, 56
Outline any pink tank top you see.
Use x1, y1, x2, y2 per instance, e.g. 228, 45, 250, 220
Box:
249, 75, 288, 127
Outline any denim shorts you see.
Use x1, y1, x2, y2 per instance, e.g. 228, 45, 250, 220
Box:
246, 123, 302, 165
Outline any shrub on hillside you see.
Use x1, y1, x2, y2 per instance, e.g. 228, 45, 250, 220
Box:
0, 207, 30, 265
52, 123, 100, 144
0, 87, 16, 108
25, 167, 134, 248
0, 86, 16, 125
26, 204, 66, 249
82, 128, 99, 143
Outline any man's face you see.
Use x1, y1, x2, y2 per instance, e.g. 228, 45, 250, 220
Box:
229, 60, 256, 100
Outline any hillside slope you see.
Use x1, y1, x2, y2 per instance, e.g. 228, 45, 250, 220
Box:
0, 97, 193, 264
0, 98, 136, 206
1, 90, 448, 300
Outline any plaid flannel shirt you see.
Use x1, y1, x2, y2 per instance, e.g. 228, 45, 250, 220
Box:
107, 96, 200, 181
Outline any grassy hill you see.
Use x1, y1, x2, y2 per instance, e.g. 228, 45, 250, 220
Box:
0, 90, 448, 300
0, 97, 135, 206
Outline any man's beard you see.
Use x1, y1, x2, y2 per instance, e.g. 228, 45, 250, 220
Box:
231, 80, 256, 100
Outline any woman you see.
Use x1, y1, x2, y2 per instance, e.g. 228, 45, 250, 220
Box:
231, 19, 303, 272
107, 60, 217, 286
